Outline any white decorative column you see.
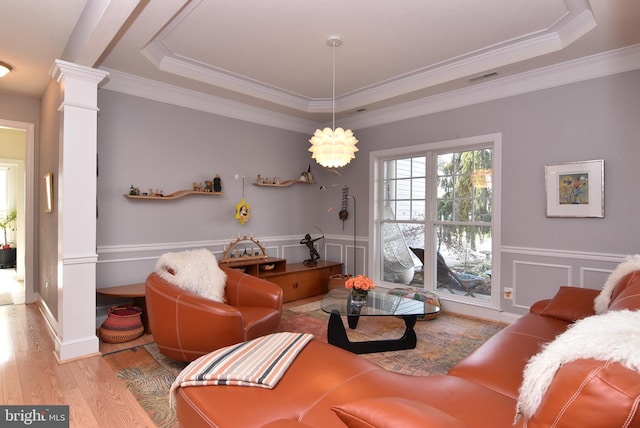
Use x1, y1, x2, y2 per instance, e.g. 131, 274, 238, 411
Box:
51, 60, 108, 361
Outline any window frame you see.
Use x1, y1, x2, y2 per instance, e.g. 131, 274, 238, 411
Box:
369, 133, 502, 310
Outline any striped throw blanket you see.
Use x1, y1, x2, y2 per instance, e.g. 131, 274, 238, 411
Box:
170, 332, 313, 406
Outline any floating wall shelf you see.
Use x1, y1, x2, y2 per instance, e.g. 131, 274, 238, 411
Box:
124, 190, 224, 200
253, 180, 315, 188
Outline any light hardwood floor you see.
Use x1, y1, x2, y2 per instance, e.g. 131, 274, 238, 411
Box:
0, 303, 156, 427
0, 296, 319, 427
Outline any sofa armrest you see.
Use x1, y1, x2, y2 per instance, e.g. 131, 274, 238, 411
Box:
531, 286, 599, 322
515, 359, 640, 428
223, 266, 283, 309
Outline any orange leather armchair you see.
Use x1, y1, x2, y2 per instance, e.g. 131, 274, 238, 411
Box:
145, 266, 283, 362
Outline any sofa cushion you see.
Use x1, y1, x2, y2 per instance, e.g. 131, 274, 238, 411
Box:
517, 309, 640, 419
332, 397, 467, 428
594, 254, 640, 313
537, 286, 598, 322
155, 248, 227, 302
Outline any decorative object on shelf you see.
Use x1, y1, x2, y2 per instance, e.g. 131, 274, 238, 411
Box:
300, 231, 324, 267
308, 36, 359, 168
220, 235, 268, 264
345, 275, 375, 307
545, 159, 604, 218
213, 174, 223, 192
98, 306, 144, 343
129, 185, 141, 195
299, 164, 314, 182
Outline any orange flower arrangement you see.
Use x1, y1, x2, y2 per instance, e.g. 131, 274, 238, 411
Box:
345, 275, 375, 291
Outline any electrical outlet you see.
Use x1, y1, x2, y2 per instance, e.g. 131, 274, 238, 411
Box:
503, 287, 513, 299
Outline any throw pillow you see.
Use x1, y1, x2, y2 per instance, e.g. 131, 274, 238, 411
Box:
516, 309, 640, 420
594, 254, 640, 314
538, 286, 598, 322
155, 248, 227, 302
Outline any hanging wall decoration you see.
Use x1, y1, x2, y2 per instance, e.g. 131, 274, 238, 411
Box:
235, 176, 250, 224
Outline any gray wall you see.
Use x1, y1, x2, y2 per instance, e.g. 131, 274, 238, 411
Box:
347, 69, 640, 315
96, 91, 353, 291
96, 69, 639, 318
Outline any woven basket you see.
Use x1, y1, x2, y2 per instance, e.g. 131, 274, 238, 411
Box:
99, 306, 144, 343
328, 274, 352, 291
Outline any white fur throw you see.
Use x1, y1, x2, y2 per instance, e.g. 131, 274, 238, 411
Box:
594, 254, 640, 314
516, 309, 640, 419
155, 248, 227, 303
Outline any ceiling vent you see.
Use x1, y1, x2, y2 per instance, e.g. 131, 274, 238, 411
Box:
468, 71, 499, 82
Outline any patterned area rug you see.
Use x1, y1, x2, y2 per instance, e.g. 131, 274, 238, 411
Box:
103, 301, 505, 427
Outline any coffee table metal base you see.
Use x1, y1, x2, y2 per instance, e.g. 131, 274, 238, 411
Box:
328, 310, 418, 354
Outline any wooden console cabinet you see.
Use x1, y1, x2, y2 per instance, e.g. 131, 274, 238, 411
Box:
261, 260, 343, 302
220, 257, 287, 277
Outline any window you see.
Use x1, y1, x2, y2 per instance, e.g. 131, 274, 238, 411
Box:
370, 134, 500, 308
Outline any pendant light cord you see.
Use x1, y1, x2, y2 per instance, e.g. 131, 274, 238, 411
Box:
332, 41, 336, 130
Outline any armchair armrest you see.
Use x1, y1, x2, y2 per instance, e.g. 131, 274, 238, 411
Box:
223, 266, 283, 310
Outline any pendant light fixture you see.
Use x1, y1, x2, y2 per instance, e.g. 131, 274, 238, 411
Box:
309, 36, 359, 168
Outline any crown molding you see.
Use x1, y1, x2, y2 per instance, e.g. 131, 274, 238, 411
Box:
100, 44, 640, 133
140, 0, 596, 114
340, 43, 640, 131
100, 68, 317, 133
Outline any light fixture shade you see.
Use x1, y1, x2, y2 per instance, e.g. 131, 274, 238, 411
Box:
309, 127, 359, 168
0, 61, 12, 78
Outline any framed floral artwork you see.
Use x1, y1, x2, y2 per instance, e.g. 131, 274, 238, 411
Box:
545, 160, 604, 218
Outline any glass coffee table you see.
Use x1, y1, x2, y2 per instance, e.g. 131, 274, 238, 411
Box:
321, 288, 441, 354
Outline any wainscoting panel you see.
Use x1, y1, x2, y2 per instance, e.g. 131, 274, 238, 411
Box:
500, 247, 625, 316
95, 234, 363, 325
512, 261, 571, 310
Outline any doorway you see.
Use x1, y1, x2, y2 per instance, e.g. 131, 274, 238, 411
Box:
0, 120, 35, 304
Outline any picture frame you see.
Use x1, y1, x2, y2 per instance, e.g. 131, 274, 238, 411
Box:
44, 173, 53, 213
545, 160, 604, 218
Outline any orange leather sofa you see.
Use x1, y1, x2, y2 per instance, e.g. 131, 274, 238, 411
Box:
146, 266, 283, 362
174, 269, 640, 427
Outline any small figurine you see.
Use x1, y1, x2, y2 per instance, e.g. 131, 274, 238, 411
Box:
213, 174, 222, 192
300, 233, 322, 266
204, 180, 214, 192
193, 182, 202, 191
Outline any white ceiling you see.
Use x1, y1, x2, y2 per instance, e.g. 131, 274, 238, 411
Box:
1, 0, 639, 132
